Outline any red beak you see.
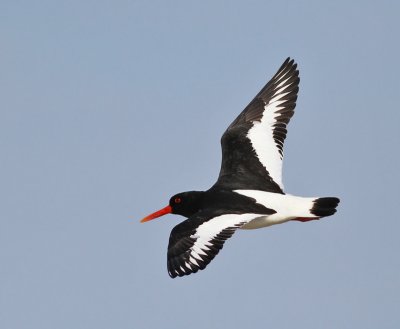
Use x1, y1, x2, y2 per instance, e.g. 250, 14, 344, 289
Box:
140, 205, 172, 223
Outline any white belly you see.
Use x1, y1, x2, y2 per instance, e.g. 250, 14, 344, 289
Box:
235, 189, 318, 230
240, 214, 293, 229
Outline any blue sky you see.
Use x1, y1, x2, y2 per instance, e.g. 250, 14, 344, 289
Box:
1, 1, 399, 328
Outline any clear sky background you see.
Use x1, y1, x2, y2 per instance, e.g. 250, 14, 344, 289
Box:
1, 1, 399, 328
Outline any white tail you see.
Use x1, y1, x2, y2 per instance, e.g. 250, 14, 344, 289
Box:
235, 190, 340, 229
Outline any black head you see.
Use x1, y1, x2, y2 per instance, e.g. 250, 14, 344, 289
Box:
140, 191, 204, 223
168, 191, 204, 217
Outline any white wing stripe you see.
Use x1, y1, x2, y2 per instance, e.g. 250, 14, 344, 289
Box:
187, 213, 262, 262
189, 256, 199, 266
192, 245, 207, 256
275, 75, 291, 89
269, 92, 289, 104
246, 73, 297, 191
191, 252, 203, 261
247, 102, 284, 190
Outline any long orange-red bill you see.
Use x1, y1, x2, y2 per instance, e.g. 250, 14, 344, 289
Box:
140, 205, 172, 223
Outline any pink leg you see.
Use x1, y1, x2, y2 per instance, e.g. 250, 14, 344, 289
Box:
292, 217, 320, 222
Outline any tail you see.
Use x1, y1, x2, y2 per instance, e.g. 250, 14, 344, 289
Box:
310, 197, 340, 217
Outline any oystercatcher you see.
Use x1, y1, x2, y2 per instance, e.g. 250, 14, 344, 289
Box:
140, 58, 340, 278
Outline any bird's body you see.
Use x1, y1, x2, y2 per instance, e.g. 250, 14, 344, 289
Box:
141, 58, 340, 278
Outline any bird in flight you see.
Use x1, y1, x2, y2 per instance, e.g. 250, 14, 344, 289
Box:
140, 58, 340, 278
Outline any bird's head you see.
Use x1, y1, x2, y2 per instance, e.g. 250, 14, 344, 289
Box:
140, 191, 204, 223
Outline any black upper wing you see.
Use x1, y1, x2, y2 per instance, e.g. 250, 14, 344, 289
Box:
167, 211, 259, 278
213, 58, 300, 194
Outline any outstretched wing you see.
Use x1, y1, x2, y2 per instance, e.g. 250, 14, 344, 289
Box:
167, 212, 260, 278
214, 58, 300, 194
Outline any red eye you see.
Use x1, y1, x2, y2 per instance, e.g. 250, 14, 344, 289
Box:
174, 197, 181, 204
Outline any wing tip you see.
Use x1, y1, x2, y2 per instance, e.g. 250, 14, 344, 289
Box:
167, 257, 204, 278
278, 57, 299, 77
284, 57, 297, 67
